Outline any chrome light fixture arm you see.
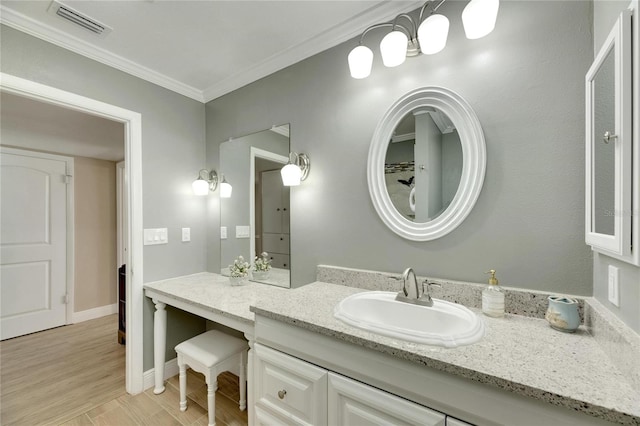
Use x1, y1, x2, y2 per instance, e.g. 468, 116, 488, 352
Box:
198, 169, 218, 191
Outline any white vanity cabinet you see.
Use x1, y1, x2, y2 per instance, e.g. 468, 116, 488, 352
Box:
254, 314, 621, 426
254, 343, 446, 426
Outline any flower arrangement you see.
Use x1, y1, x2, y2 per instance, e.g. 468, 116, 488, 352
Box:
229, 255, 250, 278
253, 252, 272, 273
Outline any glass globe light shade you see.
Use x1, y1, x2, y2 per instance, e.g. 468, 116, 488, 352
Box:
192, 178, 209, 196
380, 30, 408, 67
220, 181, 232, 198
348, 45, 374, 79
462, 0, 500, 40
281, 163, 303, 186
417, 14, 450, 55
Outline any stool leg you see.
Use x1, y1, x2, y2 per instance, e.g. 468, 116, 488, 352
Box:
178, 359, 187, 412
239, 351, 247, 411
206, 377, 218, 426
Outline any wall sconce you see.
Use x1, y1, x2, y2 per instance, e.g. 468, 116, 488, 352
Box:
220, 175, 232, 198
348, 0, 499, 79
281, 152, 310, 186
192, 169, 232, 198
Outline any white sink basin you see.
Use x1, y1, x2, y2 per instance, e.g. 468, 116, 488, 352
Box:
334, 291, 484, 348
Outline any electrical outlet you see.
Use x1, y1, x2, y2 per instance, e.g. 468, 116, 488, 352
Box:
220, 226, 227, 239
181, 227, 190, 242
608, 265, 619, 307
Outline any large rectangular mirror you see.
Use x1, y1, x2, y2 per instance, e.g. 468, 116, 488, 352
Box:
220, 125, 291, 287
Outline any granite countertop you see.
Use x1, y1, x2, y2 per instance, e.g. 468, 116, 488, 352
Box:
143, 272, 287, 326
251, 281, 640, 425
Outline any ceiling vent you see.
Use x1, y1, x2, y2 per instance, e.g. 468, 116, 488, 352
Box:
47, 0, 112, 37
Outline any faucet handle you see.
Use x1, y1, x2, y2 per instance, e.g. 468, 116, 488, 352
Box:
421, 281, 441, 295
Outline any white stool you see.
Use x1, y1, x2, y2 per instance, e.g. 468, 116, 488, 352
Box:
175, 330, 248, 426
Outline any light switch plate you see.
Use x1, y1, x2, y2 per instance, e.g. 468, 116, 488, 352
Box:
144, 228, 168, 245
236, 225, 250, 239
608, 265, 619, 307
181, 227, 190, 242
220, 226, 227, 239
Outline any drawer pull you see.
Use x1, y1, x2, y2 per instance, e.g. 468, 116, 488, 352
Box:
277, 389, 287, 399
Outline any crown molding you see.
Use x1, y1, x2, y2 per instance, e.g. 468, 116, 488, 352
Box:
2, 1, 423, 104
202, 0, 424, 102
0, 5, 204, 102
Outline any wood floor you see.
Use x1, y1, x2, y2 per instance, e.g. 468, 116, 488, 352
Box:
0, 314, 248, 426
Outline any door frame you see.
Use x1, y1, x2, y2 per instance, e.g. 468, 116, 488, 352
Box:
249, 147, 288, 272
0, 73, 144, 394
0, 147, 75, 335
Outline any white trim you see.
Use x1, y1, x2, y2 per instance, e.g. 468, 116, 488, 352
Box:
0, 5, 203, 102
143, 357, 179, 391
72, 303, 118, 324
0, 1, 422, 103
367, 86, 486, 241
249, 147, 288, 275
0, 147, 75, 330
0, 72, 145, 394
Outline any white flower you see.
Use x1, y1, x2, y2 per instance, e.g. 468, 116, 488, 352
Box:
253, 252, 272, 272
229, 255, 250, 277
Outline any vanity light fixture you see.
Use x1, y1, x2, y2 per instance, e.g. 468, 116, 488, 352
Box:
192, 169, 232, 198
281, 152, 310, 186
348, 0, 499, 79
192, 169, 218, 196
220, 175, 232, 198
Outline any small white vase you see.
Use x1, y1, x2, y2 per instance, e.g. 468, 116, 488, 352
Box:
252, 271, 270, 281
229, 276, 249, 286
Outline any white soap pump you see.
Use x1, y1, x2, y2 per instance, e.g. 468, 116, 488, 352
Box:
482, 269, 505, 318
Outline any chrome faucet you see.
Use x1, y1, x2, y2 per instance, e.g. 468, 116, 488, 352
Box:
394, 268, 441, 307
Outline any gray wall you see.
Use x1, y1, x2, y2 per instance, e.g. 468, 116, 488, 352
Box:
206, 1, 594, 297
1, 25, 208, 368
592, 0, 640, 332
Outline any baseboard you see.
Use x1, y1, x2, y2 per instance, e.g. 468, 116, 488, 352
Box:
71, 303, 118, 323
143, 357, 179, 391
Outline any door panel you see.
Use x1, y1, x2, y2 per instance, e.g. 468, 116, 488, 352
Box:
1, 150, 68, 340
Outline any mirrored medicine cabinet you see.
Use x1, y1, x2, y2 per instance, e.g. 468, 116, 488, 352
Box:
585, 9, 638, 266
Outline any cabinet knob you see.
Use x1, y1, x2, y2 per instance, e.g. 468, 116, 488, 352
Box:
276, 208, 280, 211
278, 389, 287, 399
280, 237, 283, 241
603, 131, 618, 144
283, 208, 287, 211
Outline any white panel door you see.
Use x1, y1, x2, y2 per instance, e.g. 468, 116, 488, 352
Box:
1, 149, 69, 340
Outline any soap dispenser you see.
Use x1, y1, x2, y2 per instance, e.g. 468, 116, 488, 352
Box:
482, 269, 504, 318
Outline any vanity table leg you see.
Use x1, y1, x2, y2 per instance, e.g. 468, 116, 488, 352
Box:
153, 299, 167, 394
244, 332, 255, 426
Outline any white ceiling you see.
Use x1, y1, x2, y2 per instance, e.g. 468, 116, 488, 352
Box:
0, 0, 422, 103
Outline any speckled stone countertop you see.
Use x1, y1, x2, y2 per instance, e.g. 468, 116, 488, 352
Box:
143, 272, 288, 327
251, 281, 640, 425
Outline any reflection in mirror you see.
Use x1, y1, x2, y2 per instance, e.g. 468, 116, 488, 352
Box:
220, 125, 291, 288
385, 109, 462, 222
592, 48, 615, 236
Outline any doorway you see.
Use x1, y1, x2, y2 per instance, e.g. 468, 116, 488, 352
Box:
0, 73, 144, 394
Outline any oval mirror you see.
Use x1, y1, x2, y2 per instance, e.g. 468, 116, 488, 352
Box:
368, 87, 486, 241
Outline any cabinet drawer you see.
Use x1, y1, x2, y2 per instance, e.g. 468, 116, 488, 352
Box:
255, 343, 327, 425
262, 233, 290, 254
268, 253, 289, 269
328, 372, 446, 426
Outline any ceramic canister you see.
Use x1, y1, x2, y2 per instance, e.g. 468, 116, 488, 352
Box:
545, 296, 580, 332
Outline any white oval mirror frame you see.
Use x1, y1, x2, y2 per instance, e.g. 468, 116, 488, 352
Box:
367, 86, 486, 241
